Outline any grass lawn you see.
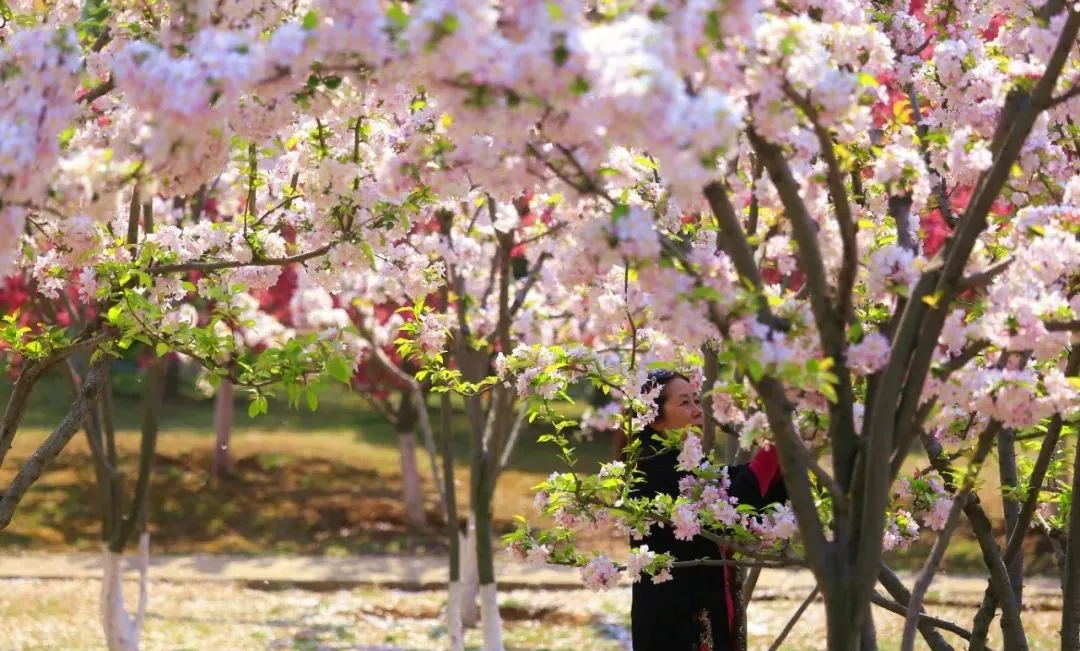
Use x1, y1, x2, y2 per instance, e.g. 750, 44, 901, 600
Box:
0, 369, 1062, 575
0, 578, 1065, 650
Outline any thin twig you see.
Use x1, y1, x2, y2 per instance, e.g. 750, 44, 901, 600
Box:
957, 259, 1013, 291
871, 592, 972, 640
1047, 84, 1080, 109
80, 76, 114, 104
767, 586, 819, 651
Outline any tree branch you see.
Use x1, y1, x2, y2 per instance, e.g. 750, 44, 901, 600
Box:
703, 182, 776, 328
509, 253, 551, 316
495, 405, 527, 478
767, 587, 820, 651
890, 195, 917, 253
878, 565, 956, 651
748, 128, 860, 605
147, 244, 333, 275
109, 357, 165, 552
1045, 319, 1080, 332
958, 259, 1013, 291
669, 556, 801, 570
80, 76, 114, 105
971, 346, 1080, 648
781, 81, 858, 323
0, 332, 112, 468
902, 418, 999, 651
904, 86, 955, 227
0, 354, 111, 529
871, 592, 972, 641
526, 142, 615, 206
1048, 84, 1080, 109
357, 324, 448, 518
922, 432, 1028, 650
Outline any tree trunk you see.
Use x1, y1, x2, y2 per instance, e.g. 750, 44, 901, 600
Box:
394, 391, 426, 530
398, 432, 426, 529
480, 582, 503, 651
211, 380, 233, 478
701, 346, 719, 452
474, 476, 503, 650
440, 391, 464, 650
162, 355, 181, 400
1061, 441, 1080, 651
448, 580, 465, 651
998, 428, 1023, 603
100, 532, 149, 651
824, 589, 862, 651
460, 511, 480, 627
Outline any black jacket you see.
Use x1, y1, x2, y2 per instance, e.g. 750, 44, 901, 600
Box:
630, 433, 787, 651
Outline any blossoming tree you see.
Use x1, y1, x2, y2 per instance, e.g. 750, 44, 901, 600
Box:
484, 2, 1080, 650
4, 0, 1080, 650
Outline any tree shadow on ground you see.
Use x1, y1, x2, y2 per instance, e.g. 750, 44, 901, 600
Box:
0, 448, 461, 555
0, 369, 613, 476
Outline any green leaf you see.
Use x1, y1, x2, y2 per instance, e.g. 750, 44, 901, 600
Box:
553, 42, 569, 67
155, 342, 169, 357
779, 34, 798, 57
360, 241, 377, 269
306, 390, 319, 411
302, 10, 318, 29
569, 76, 590, 96
746, 357, 764, 382
856, 71, 879, 87
327, 356, 352, 384
633, 154, 658, 171
386, 3, 409, 29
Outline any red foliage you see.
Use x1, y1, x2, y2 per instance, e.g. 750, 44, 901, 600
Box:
761, 267, 806, 292
920, 209, 951, 257
253, 265, 299, 326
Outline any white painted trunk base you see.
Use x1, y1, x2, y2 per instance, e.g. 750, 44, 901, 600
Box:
100, 533, 149, 651
447, 580, 465, 651
459, 512, 480, 626
479, 583, 504, 651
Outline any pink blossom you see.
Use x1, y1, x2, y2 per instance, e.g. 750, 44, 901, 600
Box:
626, 546, 656, 582
507, 541, 527, 561
677, 433, 704, 471
526, 544, 551, 565
672, 503, 701, 541
848, 333, 891, 375
924, 497, 953, 531
579, 555, 621, 591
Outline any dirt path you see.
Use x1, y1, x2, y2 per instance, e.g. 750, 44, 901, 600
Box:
0, 552, 1063, 605
0, 575, 1064, 651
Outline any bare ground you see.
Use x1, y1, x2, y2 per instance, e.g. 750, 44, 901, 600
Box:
0, 577, 1063, 651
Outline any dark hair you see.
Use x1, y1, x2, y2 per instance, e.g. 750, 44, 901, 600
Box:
641, 369, 690, 428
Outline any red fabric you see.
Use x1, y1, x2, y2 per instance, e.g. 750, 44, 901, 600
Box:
749, 446, 781, 496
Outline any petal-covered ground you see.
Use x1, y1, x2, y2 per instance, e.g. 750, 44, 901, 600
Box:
0, 578, 1064, 650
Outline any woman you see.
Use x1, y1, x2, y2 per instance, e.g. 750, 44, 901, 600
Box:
630, 369, 787, 651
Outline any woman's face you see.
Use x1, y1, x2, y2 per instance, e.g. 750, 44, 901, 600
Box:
651, 377, 703, 432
